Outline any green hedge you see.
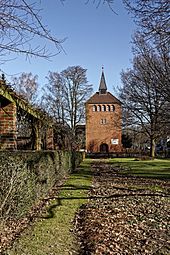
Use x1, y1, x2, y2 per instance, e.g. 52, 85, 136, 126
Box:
0, 150, 82, 221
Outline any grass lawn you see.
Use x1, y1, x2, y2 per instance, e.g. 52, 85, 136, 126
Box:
6, 160, 92, 255
5, 158, 170, 254
108, 158, 170, 180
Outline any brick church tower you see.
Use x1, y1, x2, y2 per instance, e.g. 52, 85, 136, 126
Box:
85, 69, 122, 153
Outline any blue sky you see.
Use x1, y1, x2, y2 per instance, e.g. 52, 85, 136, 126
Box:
2, 0, 136, 94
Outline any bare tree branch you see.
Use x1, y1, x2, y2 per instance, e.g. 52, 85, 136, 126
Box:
119, 35, 170, 157
123, 0, 170, 46
0, 0, 65, 63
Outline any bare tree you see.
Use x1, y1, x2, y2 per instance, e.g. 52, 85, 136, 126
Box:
84, 0, 115, 10
0, 0, 64, 63
119, 36, 170, 158
42, 66, 93, 141
132, 33, 170, 103
61, 66, 93, 133
41, 71, 65, 123
12, 72, 39, 104
61, 0, 114, 8
123, 0, 170, 46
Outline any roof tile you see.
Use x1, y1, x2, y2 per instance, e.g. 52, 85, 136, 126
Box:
86, 92, 121, 104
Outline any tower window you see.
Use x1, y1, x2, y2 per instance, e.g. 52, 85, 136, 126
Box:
111, 105, 115, 111
93, 105, 97, 112
100, 118, 107, 124
102, 105, 106, 111
107, 105, 110, 111
97, 105, 101, 111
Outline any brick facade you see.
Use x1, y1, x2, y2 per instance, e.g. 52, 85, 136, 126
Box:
0, 101, 17, 150
85, 71, 122, 153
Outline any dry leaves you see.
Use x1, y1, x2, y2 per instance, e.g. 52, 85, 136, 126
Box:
75, 162, 170, 255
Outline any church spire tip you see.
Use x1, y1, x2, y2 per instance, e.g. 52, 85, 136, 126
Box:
99, 67, 107, 94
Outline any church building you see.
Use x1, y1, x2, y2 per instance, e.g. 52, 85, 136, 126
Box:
85, 69, 122, 153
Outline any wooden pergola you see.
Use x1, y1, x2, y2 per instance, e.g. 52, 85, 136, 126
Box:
0, 80, 54, 150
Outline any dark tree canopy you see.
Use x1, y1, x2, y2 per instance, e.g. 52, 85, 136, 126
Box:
122, 133, 132, 149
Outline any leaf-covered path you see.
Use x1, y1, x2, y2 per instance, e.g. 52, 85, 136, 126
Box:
75, 161, 170, 255
5, 161, 92, 255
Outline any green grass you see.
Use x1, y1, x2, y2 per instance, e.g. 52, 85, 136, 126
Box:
5, 158, 170, 254
108, 158, 170, 179
6, 160, 92, 255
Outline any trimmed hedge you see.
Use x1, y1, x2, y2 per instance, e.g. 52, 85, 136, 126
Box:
0, 150, 82, 221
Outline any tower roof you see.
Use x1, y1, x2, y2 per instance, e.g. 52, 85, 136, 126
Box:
86, 68, 121, 105
99, 68, 107, 93
86, 91, 122, 105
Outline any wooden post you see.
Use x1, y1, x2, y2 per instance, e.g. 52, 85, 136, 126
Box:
0, 101, 17, 150
46, 127, 54, 150
34, 120, 41, 150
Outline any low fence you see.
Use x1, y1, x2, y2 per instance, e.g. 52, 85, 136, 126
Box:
0, 150, 83, 222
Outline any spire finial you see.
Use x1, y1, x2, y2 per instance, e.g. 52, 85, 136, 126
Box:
2, 73, 5, 81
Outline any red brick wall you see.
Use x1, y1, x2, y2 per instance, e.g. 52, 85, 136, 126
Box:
0, 102, 17, 150
86, 103, 122, 153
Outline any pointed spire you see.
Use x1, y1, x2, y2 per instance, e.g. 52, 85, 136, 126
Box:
99, 67, 107, 94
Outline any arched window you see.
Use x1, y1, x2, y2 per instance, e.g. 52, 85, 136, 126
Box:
92, 105, 97, 112
111, 105, 115, 111
97, 105, 101, 111
107, 105, 110, 111
102, 105, 106, 111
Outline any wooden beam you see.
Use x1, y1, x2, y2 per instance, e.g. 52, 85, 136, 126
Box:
0, 81, 41, 119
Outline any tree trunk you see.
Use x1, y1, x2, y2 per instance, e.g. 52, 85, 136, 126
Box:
150, 137, 156, 158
